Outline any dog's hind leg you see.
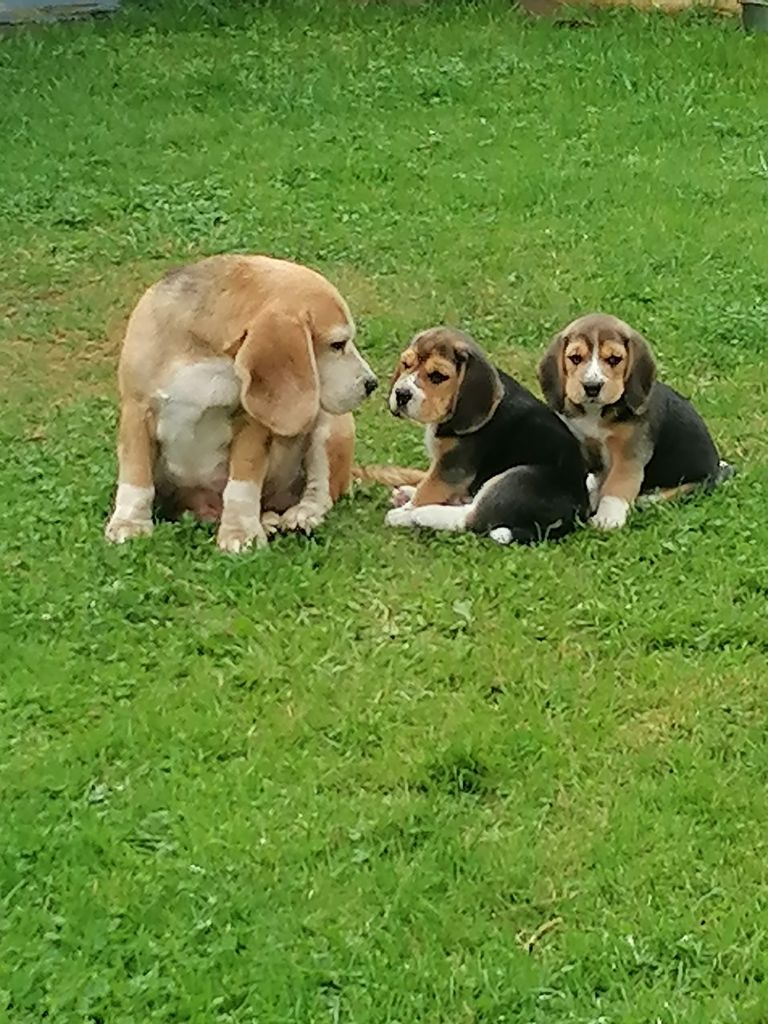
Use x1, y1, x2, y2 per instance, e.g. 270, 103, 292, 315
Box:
105, 400, 157, 543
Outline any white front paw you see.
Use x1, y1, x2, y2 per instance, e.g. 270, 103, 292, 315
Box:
105, 516, 153, 544
385, 506, 417, 528
216, 520, 268, 553
590, 496, 629, 531
391, 485, 416, 508
280, 501, 328, 534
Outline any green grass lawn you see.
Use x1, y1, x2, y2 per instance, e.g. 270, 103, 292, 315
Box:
2, 1, 768, 1020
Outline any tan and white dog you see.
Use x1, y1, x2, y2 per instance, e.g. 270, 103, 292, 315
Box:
105, 254, 379, 552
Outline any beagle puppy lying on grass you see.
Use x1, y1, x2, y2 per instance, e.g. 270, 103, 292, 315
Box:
384, 327, 589, 544
105, 254, 379, 553
538, 312, 733, 530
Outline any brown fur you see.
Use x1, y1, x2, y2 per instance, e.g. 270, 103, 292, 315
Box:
538, 312, 655, 415
411, 436, 468, 507
390, 327, 503, 432
351, 465, 426, 487
386, 328, 504, 508
538, 314, 658, 525
106, 254, 376, 551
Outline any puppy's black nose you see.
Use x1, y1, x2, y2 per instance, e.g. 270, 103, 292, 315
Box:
583, 382, 602, 399
395, 387, 411, 409
364, 376, 378, 397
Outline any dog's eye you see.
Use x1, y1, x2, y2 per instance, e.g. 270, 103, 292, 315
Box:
330, 340, 347, 352
568, 354, 583, 366
606, 355, 622, 367
428, 370, 449, 384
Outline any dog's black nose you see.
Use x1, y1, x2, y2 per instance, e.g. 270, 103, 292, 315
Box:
583, 382, 602, 399
395, 387, 411, 408
364, 376, 378, 397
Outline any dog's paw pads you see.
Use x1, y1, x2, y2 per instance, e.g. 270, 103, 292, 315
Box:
391, 486, 416, 509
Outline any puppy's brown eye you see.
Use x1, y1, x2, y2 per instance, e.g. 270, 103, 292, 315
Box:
568, 354, 583, 366
606, 355, 622, 367
428, 370, 448, 384
330, 340, 347, 352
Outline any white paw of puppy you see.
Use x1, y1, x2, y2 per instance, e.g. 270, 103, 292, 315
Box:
216, 521, 268, 553
585, 473, 601, 514
280, 502, 328, 534
391, 485, 416, 508
260, 510, 283, 536
590, 496, 629, 531
385, 506, 416, 528
105, 516, 153, 544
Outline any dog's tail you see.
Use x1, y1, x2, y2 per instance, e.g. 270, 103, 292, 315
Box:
703, 460, 737, 495
352, 464, 426, 487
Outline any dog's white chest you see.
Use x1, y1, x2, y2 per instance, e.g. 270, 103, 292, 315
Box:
563, 411, 611, 468
154, 359, 241, 488
424, 424, 438, 461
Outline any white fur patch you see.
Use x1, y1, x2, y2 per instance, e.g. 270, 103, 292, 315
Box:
386, 503, 469, 532
583, 347, 606, 388
586, 472, 601, 513
489, 526, 513, 545
113, 483, 153, 521
218, 479, 266, 552
155, 360, 240, 490
105, 483, 154, 542
316, 335, 375, 415
591, 495, 629, 530
389, 372, 425, 418
223, 479, 261, 511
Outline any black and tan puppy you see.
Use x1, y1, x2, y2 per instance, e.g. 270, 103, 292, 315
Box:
538, 312, 733, 530
384, 327, 589, 544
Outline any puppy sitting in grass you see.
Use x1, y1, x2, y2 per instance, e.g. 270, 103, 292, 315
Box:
384, 327, 589, 545
537, 312, 733, 530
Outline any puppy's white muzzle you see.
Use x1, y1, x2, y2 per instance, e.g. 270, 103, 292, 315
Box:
389, 373, 424, 419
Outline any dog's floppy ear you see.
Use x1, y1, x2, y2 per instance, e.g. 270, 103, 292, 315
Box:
622, 328, 656, 413
537, 333, 566, 412
450, 338, 502, 434
229, 306, 319, 436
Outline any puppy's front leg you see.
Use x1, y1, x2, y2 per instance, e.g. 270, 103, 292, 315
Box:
386, 458, 471, 527
280, 414, 333, 534
217, 416, 272, 553
411, 460, 470, 507
591, 443, 644, 531
106, 400, 156, 543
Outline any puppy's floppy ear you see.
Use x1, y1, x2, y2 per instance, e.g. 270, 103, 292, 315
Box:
537, 333, 566, 412
450, 339, 502, 434
623, 328, 656, 413
229, 306, 319, 436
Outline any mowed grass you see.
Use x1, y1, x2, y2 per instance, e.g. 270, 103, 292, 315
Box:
2, 1, 768, 1021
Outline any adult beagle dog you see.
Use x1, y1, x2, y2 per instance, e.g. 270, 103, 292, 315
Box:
105, 254, 378, 553
384, 327, 589, 544
537, 312, 733, 530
